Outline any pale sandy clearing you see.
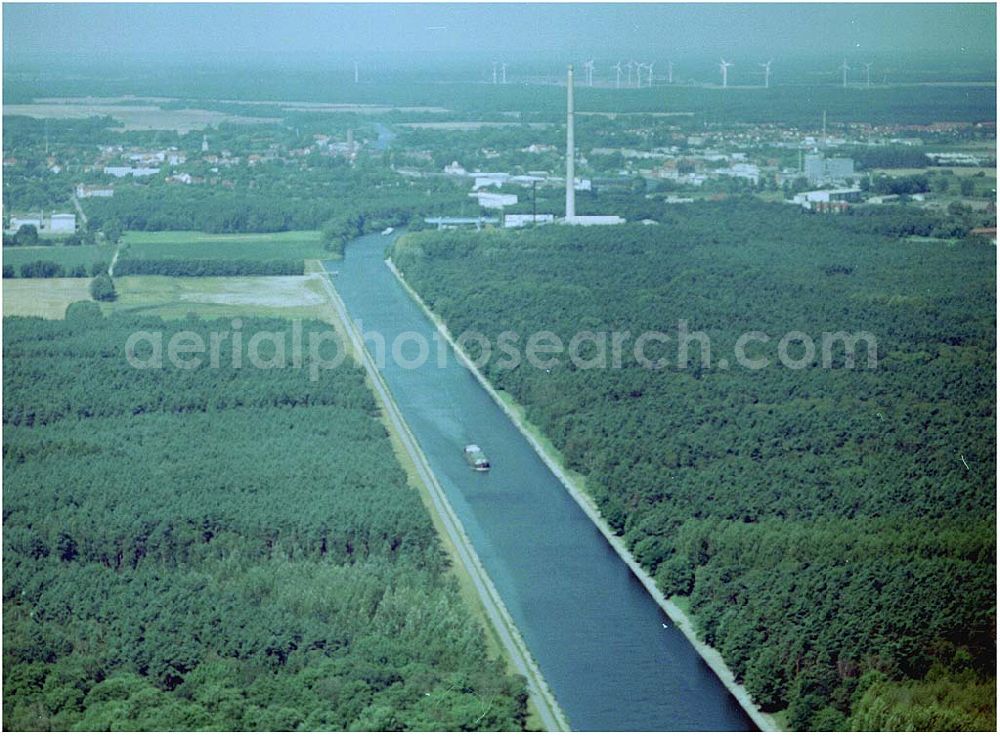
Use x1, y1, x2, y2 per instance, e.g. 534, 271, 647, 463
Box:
398, 121, 553, 130
177, 276, 327, 307
34, 96, 451, 115
3, 104, 277, 132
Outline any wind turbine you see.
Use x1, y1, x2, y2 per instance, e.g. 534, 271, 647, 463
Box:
667, 60, 674, 84
646, 62, 655, 87
840, 59, 850, 88
584, 59, 595, 86
501, 62, 507, 84
491, 62, 498, 85
613, 61, 623, 89
719, 58, 732, 88
626, 60, 635, 88
760, 59, 772, 89
863, 62, 873, 88
353, 60, 359, 84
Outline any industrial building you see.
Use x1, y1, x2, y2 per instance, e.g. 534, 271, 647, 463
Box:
423, 216, 499, 231
471, 191, 518, 209
49, 213, 77, 233
472, 173, 510, 189
804, 154, 855, 186
504, 213, 555, 228
429, 65, 624, 229
792, 188, 862, 211
7, 214, 43, 233
6, 212, 76, 234
716, 162, 761, 185
561, 215, 626, 226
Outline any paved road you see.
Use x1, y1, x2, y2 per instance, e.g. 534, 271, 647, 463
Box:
70, 193, 88, 229
108, 242, 123, 277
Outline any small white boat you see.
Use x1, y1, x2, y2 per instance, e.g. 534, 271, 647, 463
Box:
381, 227, 394, 235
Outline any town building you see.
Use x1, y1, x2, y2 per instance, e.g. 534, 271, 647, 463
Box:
75, 184, 114, 198
104, 166, 160, 178
927, 152, 986, 166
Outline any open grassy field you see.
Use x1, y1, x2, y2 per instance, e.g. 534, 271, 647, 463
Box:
107, 274, 334, 320
2, 278, 92, 319
2, 102, 277, 132
873, 166, 997, 177
3, 244, 112, 272
121, 230, 328, 261
872, 167, 997, 198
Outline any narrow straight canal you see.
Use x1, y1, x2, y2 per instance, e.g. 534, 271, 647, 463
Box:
325, 232, 756, 731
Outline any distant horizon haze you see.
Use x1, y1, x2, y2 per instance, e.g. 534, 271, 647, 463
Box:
3, 3, 996, 70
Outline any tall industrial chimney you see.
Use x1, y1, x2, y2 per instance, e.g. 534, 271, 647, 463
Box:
565, 64, 576, 220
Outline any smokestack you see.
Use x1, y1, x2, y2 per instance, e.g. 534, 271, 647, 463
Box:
565, 64, 576, 220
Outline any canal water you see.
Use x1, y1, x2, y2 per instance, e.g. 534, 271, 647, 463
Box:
325, 233, 756, 731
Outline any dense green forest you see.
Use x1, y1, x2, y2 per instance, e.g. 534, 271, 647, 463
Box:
77, 167, 469, 238
3, 258, 108, 279
112, 258, 304, 277
4, 67, 995, 125
391, 201, 996, 730
3, 306, 527, 730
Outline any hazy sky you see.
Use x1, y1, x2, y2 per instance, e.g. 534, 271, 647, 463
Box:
4, 3, 996, 66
